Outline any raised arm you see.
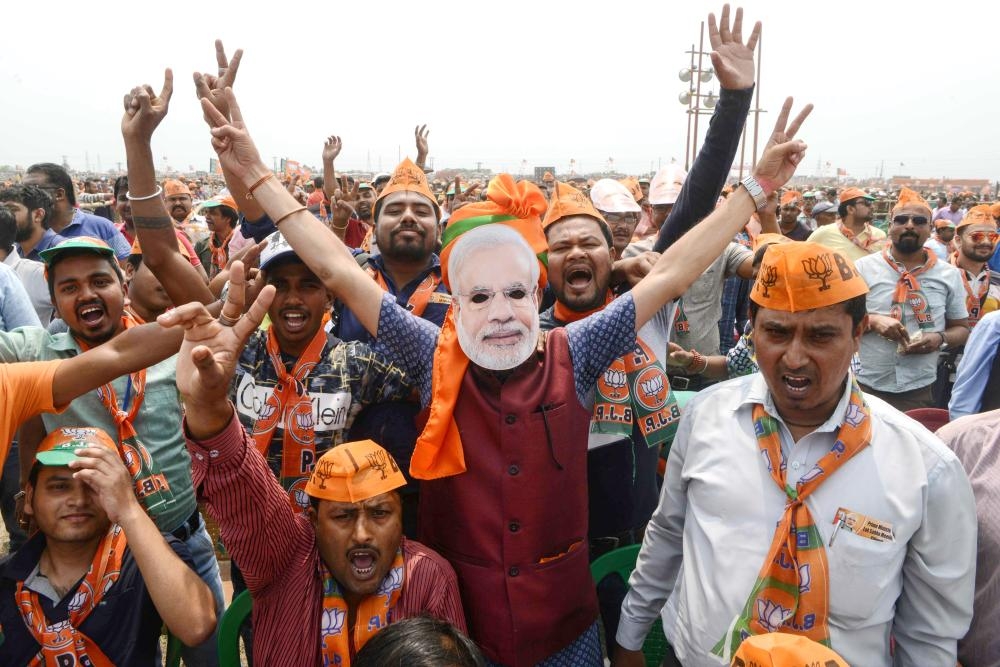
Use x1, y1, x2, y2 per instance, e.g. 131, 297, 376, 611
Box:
200, 89, 385, 335
68, 445, 216, 646
631, 97, 811, 330
322, 135, 342, 202
415, 124, 430, 171
652, 4, 758, 253
122, 69, 216, 306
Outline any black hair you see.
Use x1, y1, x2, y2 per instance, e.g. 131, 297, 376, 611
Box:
217, 206, 239, 228
46, 248, 124, 300
0, 184, 54, 228
353, 615, 486, 667
27, 163, 76, 207
749, 292, 868, 330
114, 175, 129, 200
0, 207, 16, 254
125, 253, 143, 272
312, 176, 324, 189
28, 461, 42, 487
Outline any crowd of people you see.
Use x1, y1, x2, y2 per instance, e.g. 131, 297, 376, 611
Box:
0, 6, 998, 667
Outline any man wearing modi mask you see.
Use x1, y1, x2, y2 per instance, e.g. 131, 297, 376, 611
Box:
614, 241, 976, 667
195, 57, 812, 663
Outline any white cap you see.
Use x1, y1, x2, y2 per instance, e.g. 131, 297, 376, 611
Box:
259, 230, 299, 270
590, 179, 641, 213
648, 165, 687, 205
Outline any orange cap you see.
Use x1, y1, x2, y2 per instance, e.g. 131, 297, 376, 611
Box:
780, 190, 801, 206
732, 634, 849, 666
373, 158, 439, 219
957, 204, 994, 230
130, 232, 191, 258
892, 187, 931, 215
839, 187, 874, 203
542, 181, 607, 230
163, 179, 191, 198
542, 171, 555, 182
35, 426, 117, 466
440, 173, 549, 289
752, 232, 792, 252
990, 203, 1000, 220
305, 440, 406, 503
750, 241, 868, 312
201, 194, 239, 214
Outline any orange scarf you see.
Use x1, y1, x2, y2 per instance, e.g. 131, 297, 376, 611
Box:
950, 256, 990, 328
837, 222, 881, 252
409, 306, 469, 479
554, 294, 679, 447
714, 380, 871, 659
75, 316, 174, 512
17, 525, 126, 666
210, 229, 233, 274
319, 549, 404, 665
252, 313, 331, 510
366, 265, 447, 318
882, 247, 938, 333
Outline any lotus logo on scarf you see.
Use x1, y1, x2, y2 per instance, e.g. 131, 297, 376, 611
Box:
844, 403, 865, 428
376, 566, 404, 606
798, 564, 812, 593
601, 369, 627, 399
799, 467, 823, 485
756, 599, 792, 633
321, 607, 346, 637
66, 583, 93, 614
636, 370, 667, 410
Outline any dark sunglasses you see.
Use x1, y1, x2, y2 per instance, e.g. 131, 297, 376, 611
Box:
967, 230, 999, 244
892, 215, 929, 226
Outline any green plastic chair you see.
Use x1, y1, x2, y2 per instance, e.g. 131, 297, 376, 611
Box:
590, 544, 670, 666
218, 589, 253, 667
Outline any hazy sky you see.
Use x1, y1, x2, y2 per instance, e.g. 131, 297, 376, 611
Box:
2, 0, 998, 182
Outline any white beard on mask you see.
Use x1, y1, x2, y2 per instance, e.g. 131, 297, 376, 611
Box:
455, 309, 539, 371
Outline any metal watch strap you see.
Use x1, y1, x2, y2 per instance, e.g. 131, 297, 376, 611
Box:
740, 175, 768, 210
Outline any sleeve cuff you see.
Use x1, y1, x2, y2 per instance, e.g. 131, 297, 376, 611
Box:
615, 613, 656, 652
183, 406, 249, 469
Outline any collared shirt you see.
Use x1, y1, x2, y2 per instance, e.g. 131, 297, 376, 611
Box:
854, 251, 968, 392
231, 329, 413, 494
0, 328, 194, 532
60, 208, 131, 260
186, 413, 466, 666
780, 220, 812, 241
808, 222, 887, 262
617, 373, 976, 666
0, 261, 41, 331
949, 310, 1000, 419
3, 246, 54, 323
933, 207, 964, 226
936, 410, 1000, 667
0, 530, 192, 665
20, 228, 68, 263
924, 235, 953, 261
336, 254, 450, 344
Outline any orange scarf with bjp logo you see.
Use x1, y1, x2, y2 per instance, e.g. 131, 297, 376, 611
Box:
17, 525, 126, 667
554, 294, 679, 448
251, 313, 331, 508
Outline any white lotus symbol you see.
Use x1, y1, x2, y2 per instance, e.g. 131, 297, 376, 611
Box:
756, 598, 791, 633
321, 607, 345, 637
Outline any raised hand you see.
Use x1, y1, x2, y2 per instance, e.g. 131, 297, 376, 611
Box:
193, 39, 244, 121
708, 4, 760, 91
751, 97, 812, 195
331, 176, 359, 229
415, 124, 430, 167
121, 69, 174, 141
160, 261, 274, 410
200, 88, 269, 183
323, 135, 342, 164
67, 445, 142, 525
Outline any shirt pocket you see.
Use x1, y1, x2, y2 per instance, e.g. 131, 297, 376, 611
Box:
828, 529, 905, 624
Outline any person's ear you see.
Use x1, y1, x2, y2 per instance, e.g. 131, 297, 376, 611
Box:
31, 207, 45, 227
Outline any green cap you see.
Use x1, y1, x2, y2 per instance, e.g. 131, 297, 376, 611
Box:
38, 236, 115, 265
35, 426, 118, 466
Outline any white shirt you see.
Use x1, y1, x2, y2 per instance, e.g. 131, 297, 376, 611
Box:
854, 251, 968, 392
3, 247, 53, 323
617, 373, 976, 666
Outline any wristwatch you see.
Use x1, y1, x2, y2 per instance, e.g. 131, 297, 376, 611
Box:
938, 331, 949, 351
740, 175, 768, 211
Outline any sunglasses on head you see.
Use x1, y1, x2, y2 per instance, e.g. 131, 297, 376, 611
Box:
891, 215, 929, 226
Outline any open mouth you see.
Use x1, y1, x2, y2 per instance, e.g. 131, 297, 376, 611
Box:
782, 374, 811, 395
566, 265, 593, 289
280, 310, 310, 333
348, 549, 379, 580
77, 303, 106, 327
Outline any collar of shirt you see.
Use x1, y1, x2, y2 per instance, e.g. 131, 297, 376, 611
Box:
737, 372, 855, 439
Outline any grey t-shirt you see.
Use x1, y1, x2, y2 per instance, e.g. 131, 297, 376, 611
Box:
671, 242, 750, 355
